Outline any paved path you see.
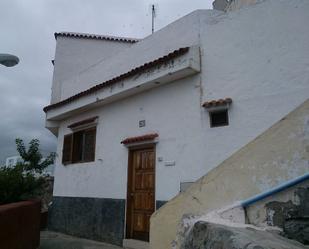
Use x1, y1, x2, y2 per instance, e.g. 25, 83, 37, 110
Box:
39, 231, 122, 249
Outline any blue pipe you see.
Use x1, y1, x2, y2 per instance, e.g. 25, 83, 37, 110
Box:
241, 172, 309, 208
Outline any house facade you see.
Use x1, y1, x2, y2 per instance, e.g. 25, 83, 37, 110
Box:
5, 156, 22, 168
44, 0, 309, 246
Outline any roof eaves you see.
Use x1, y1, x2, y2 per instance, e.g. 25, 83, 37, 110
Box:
43, 47, 189, 113
54, 32, 140, 43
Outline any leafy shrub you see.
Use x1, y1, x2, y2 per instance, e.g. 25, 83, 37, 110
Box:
0, 138, 55, 205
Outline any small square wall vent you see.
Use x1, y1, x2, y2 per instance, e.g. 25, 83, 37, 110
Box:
210, 110, 229, 127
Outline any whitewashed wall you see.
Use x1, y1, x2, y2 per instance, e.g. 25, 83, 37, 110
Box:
53, 74, 203, 200
54, 10, 223, 102
198, 0, 309, 175
51, 37, 133, 103
52, 0, 309, 201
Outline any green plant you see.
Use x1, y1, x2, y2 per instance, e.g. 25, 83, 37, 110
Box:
0, 138, 55, 205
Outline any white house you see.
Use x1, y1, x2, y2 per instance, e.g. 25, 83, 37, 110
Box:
5, 156, 23, 168
4, 155, 55, 176
44, 0, 309, 246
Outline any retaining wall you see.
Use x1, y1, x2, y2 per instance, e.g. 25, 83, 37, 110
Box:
0, 200, 41, 249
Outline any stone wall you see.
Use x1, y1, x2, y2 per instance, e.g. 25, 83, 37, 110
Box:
182, 222, 306, 249
48, 197, 167, 246
246, 181, 309, 245
48, 196, 126, 246
41, 176, 54, 212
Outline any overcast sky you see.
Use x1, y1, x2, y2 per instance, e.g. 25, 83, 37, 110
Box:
0, 0, 212, 164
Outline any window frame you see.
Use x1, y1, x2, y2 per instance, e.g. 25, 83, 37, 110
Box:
62, 134, 73, 165
62, 126, 96, 165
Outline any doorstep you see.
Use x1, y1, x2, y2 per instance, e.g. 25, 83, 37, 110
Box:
123, 239, 149, 249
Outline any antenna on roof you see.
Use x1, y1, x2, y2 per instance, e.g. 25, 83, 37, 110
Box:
150, 4, 158, 34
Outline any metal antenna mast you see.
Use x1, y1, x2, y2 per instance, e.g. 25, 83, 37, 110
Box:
151, 4, 156, 34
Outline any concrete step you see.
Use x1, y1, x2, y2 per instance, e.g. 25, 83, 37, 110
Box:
123, 239, 149, 249
40, 231, 122, 249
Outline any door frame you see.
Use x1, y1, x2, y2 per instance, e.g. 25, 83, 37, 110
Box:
125, 143, 156, 240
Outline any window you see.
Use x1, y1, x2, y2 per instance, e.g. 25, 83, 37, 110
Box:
62, 127, 96, 165
203, 98, 232, 128
209, 110, 229, 127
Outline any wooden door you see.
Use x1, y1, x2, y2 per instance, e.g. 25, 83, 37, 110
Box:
126, 146, 155, 241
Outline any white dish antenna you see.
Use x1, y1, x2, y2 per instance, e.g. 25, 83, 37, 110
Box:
0, 54, 19, 67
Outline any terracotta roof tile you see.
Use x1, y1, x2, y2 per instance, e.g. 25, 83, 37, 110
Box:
121, 133, 158, 144
68, 116, 98, 129
202, 98, 232, 108
43, 47, 189, 113
54, 32, 139, 43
